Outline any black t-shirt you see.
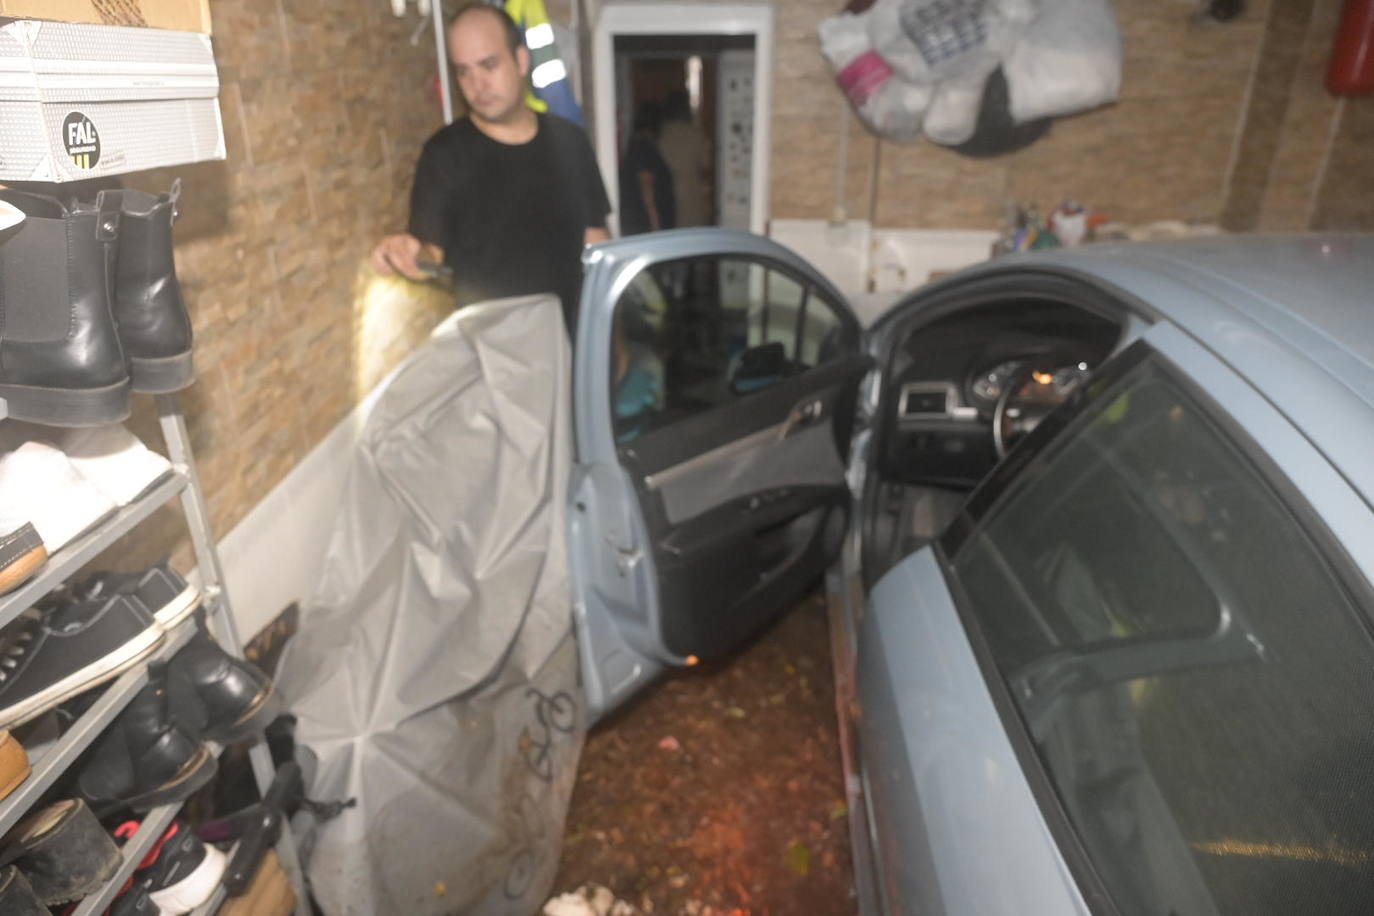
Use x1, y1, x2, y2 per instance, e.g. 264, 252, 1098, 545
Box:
407, 113, 610, 333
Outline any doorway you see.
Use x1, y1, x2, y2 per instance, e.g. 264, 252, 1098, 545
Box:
592, 2, 773, 237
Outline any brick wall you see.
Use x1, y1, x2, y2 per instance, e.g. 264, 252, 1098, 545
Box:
112, 0, 451, 570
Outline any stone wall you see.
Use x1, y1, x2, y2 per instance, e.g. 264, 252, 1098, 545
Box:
770, 0, 1374, 231
772, 0, 1274, 227
1314, 96, 1374, 230
99, 0, 1372, 577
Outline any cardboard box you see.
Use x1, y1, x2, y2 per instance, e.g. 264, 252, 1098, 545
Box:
0, 18, 224, 182
220, 850, 296, 916
0, 0, 210, 33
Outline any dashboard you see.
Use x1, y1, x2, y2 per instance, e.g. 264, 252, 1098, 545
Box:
880, 301, 1122, 488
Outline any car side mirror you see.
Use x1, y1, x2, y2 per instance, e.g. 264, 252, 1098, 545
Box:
729, 341, 787, 395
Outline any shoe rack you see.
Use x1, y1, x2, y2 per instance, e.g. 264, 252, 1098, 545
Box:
0, 394, 310, 916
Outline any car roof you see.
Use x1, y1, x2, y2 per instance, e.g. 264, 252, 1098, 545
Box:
1012, 233, 1374, 510
1072, 234, 1374, 384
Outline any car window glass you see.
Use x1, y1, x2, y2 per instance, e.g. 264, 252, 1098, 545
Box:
609, 255, 847, 441
953, 359, 1374, 916
733, 261, 804, 359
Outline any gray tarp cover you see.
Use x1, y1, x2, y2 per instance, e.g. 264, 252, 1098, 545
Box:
275, 295, 584, 915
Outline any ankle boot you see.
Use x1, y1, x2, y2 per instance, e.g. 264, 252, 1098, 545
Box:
0, 799, 120, 905
168, 630, 280, 745
106, 183, 193, 393
77, 670, 216, 812
0, 189, 130, 426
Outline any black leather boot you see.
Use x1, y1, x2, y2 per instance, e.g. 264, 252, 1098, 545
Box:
77, 669, 216, 813
0, 864, 49, 915
168, 629, 281, 745
0, 189, 130, 426
105, 183, 194, 393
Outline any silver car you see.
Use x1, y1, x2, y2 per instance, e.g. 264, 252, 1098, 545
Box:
569, 231, 1374, 915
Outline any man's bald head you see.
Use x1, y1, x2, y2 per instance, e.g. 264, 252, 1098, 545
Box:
449, 2, 523, 55
447, 1, 532, 129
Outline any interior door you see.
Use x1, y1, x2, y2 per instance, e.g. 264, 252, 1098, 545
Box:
569, 229, 868, 721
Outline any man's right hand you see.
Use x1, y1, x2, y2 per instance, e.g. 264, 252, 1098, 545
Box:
371, 233, 442, 280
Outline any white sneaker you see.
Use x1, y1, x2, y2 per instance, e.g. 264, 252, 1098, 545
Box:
57, 423, 173, 507
0, 442, 117, 554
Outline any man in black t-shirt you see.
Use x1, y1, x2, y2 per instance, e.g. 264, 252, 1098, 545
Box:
371, 3, 610, 334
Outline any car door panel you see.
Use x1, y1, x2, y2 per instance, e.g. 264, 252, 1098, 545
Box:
644, 416, 844, 525
859, 547, 1091, 916
571, 229, 865, 721
624, 359, 864, 659
629, 358, 861, 523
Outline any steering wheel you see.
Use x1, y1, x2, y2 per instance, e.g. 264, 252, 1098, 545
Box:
992, 362, 1065, 459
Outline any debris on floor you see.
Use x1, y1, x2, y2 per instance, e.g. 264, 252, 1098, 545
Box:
554, 592, 856, 915
543, 883, 640, 915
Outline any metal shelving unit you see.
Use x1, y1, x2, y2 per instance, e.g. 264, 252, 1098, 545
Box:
0, 620, 197, 838
70, 798, 183, 916
155, 393, 311, 915
0, 471, 188, 632
0, 392, 310, 915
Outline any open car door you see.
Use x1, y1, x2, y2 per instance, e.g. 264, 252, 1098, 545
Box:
570, 229, 869, 721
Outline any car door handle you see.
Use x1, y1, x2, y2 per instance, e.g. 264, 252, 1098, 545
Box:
780, 398, 826, 439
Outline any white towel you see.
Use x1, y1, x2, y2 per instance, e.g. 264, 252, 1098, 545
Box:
58, 423, 173, 507
0, 441, 116, 553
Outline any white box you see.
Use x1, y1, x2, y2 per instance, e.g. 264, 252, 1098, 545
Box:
0, 0, 212, 33
0, 18, 223, 182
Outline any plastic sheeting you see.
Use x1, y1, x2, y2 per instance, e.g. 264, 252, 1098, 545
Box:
274, 294, 584, 916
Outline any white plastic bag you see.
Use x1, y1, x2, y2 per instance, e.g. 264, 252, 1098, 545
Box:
867, 0, 1037, 86
922, 72, 989, 145
1003, 0, 1121, 123
819, 13, 929, 143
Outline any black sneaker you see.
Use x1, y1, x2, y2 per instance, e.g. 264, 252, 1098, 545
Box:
112, 818, 226, 915
0, 799, 120, 905
75, 562, 201, 632
0, 594, 164, 728
109, 885, 160, 915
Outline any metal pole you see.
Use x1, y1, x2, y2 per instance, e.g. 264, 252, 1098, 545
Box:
433, 0, 453, 124
156, 392, 313, 915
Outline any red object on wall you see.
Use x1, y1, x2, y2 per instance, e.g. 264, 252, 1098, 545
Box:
1327, 0, 1374, 96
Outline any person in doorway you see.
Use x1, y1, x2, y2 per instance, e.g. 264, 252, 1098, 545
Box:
370, 2, 610, 335
658, 89, 710, 228
617, 101, 675, 236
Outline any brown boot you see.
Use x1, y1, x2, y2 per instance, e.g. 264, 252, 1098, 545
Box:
0, 523, 45, 596
0, 730, 28, 801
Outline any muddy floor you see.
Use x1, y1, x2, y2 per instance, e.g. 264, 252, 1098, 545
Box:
552, 590, 857, 916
